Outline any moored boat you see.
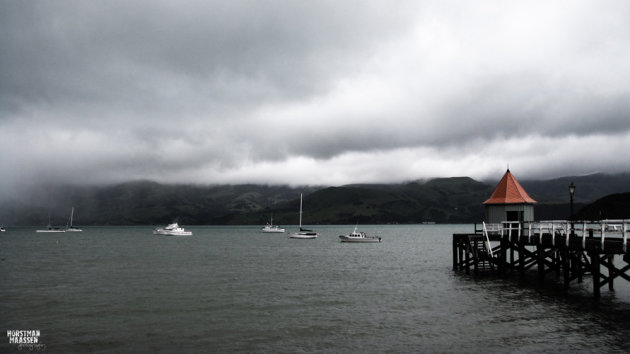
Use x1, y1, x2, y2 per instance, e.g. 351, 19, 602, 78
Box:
36, 216, 66, 233
153, 222, 193, 236
289, 227, 319, 239
262, 216, 285, 233
289, 194, 318, 239
66, 207, 83, 232
339, 226, 381, 243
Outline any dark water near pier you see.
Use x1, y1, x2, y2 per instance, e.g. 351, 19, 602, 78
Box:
2, 225, 630, 353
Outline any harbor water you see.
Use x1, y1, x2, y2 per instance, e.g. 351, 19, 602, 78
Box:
2, 225, 630, 353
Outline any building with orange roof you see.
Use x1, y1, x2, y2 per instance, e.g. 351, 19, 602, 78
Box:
484, 169, 537, 223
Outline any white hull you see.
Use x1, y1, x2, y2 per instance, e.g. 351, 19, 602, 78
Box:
338, 226, 381, 243
262, 226, 285, 233
339, 236, 381, 243
158, 231, 192, 236
154, 222, 193, 236
262, 216, 285, 233
39, 215, 65, 233
289, 232, 318, 239
66, 227, 83, 232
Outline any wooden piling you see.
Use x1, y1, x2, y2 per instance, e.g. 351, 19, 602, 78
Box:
591, 251, 600, 299
537, 244, 545, 281
563, 249, 570, 291
608, 255, 614, 291
452, 237, 457, 271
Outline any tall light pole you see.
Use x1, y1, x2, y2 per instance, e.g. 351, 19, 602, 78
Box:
569, 182, 576, 235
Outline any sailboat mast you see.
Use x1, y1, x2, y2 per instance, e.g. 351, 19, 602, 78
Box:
70, 207, 74, 227
299, 193, 303, 227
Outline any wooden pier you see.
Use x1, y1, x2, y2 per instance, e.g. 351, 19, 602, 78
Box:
453, 220, 630, 299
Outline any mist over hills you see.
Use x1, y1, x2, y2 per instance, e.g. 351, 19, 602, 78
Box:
0, 173, 628, 226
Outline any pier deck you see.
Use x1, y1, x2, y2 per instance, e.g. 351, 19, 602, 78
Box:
453, 220, 630, 299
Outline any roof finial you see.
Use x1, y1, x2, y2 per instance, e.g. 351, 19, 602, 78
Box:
507, 163, 510, 172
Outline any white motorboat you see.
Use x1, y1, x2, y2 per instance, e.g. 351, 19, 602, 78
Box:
262, 216, 285, 233
66, 207, 83, 232
339, 226, 381, 243
36, 216, 66, 233
0, 226, 5, 232
289, 193, 318, 239
153, 222, 193, 236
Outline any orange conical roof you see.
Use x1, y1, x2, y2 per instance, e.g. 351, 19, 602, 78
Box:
483, 169, 537, 204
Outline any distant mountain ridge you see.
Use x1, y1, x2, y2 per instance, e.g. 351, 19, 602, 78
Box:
575, 192, 630, 220
226, 177, 493, 225
518, 172, 630, 204
1, 173, 628, 226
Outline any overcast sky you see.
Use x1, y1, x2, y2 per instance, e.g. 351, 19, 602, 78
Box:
1, 1, 630, 194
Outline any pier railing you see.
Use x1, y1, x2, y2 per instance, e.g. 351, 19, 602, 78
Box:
476, 219, 630, 252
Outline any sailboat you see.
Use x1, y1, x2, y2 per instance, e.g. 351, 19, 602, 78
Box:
36, 215, 66, 233
289, 193, 318, 239
66, 207, 83, 232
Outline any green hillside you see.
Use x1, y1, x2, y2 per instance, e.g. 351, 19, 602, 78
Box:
1, 173, 628, 226
225, 178, 497, 224
575, 192, 630, 220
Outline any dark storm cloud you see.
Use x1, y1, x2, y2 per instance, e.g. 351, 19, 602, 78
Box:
0, 1, 412, 111
1, 0, 630, 193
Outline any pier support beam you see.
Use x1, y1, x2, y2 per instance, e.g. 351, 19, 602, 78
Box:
465, 240, 470, 275
577, 252, 583, 283
537, 245, 545, 281
499, 234, 507, 274
591, 251, 600, 300
562, 249, 570, 291
518, 242, 525, 276
452, 237, 457, 271
459, 241, 465, 271
608, 255, 615, 291
473, 239, 479, 276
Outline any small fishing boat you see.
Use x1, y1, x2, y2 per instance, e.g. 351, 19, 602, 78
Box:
339, 226, 381, 243
153, 222, 193, 236
262, 216, 285, 233
0, 226, 5, 232
289, 194, 318, 239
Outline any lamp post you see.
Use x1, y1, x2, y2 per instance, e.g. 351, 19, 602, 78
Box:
569, 182, 576, 235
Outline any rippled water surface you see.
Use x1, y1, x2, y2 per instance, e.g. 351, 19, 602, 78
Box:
2, 225, 630, 353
